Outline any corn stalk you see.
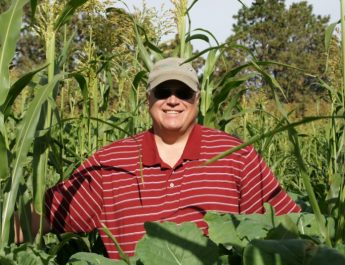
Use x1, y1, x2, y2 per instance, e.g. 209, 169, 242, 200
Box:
0, 0, 87, 248
0, 0, 30, 248
31, 0, 88, 246
1, 74, 62, 247
335, 0, 345, 244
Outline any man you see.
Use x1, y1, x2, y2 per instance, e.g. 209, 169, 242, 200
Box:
43, 57, 300, 260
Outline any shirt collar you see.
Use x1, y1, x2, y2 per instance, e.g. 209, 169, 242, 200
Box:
141, 124, 202, 166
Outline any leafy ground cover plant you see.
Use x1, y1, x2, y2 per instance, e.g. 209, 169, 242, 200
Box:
1, 0, 345, 264
67, 208, 345, 265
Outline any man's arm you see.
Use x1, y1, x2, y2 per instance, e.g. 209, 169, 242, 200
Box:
14, 204, 51, 243
239, 146, 301, 215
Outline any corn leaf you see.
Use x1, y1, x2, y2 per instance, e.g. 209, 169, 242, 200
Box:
186, 0, 198, 13
0, 113, 9, 180
188, 27, 219, 45
0, 64, 47, 118
18, 185, 33, 243
185, 33, 210, 43
32, 104, 49, 216
54, 0, 88, 31
102, 224, 130, 265
0, 0, 29, 106
133, 23, 153, 71
325, 20, 340, 53
0, 74, 62, 246
203, 115, 341, 166
29, 0, 37, 21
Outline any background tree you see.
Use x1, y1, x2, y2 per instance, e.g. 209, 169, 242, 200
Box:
222, 0, 331, 102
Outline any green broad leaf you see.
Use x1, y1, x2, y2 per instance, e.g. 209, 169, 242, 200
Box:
205, 210, 302, 250
243, 239, 345, 265
1, 64, 48, 118
183, 44, 225, 64
144, 37, 163, 54
32, 115, 50, 217
297, 212, 335, 243
133, 23, 153, 71
250, 60, 287, 102
57, 31, 75, 67
325, 21, 340, 53
0, 0, 29, 106
0, 113, 9, 179
71, 73, 88, 100
266, 215, 299, 240
309, 246, 345, 265
236, 215, 272, 241
54, 0, 88, 31
185, 33, 210, 43
132, 70, 146, 93
0, 256, 17, 265
220, 89, 245, 118
213, 76, 253, 110
335, 243, 345, 256
0, 74, 62, 246
2, 243, 57, 264
294, 213, 326, 236
67, 252, 117, 265
186, 0, 198, 13
192, 28, 220, 45
16, 251, 45, 265
136, 222, 219, 265
48, 233, 89, 256
204, 212, 244, 248
243, 239, 308, 265
30, 0, 38, 21
17, 186, 34, 243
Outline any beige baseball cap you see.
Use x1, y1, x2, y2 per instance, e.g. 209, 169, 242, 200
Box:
147, 57, 199, 91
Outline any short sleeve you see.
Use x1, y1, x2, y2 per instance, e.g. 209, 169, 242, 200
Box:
239, 146, 300, 215
45, 153, 104, 233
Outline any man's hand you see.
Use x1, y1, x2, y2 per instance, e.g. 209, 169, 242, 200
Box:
14, 204, 50, 243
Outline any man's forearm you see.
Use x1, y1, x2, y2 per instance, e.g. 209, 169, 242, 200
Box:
14, 204, 51, 243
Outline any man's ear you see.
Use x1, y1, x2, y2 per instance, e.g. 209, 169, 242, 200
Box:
196, 91, 201, 102
146, 91, 151, 105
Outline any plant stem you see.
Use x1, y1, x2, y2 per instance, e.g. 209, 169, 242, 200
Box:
340, 0, 345, 92
336, 0, 345, 244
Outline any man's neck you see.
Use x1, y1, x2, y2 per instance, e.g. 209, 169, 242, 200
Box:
153, 125, 195, 167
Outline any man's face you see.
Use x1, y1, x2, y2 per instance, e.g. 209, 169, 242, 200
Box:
148, 80, 200, 137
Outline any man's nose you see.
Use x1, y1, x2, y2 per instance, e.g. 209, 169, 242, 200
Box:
166, 94, 179, 104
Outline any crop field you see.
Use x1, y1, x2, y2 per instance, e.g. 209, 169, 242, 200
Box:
0, 0, 345, 264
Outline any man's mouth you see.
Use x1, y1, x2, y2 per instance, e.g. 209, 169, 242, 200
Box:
164, 110, 182, 114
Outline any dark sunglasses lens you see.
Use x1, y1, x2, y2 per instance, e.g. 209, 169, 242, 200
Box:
175, 88, 195, 100
153, 87, 195, 100
153, 88, 171, 99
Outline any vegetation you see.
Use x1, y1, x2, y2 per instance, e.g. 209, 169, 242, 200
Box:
222, 0, 333, 102
0, 0, 344, 264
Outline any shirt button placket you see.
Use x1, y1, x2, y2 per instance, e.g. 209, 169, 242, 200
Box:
166, 169, 174, 191
164, 167, 183, 218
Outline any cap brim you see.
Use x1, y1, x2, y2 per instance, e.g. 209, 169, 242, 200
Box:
148, 72, 198, 92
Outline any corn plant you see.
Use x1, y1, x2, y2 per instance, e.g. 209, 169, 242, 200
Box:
0, 0, 89, 249
1, 0, 345, 264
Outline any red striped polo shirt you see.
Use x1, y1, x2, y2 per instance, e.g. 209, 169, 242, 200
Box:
45, 124, 300, 260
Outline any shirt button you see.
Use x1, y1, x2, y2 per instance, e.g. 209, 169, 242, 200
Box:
170, 182, 175, 188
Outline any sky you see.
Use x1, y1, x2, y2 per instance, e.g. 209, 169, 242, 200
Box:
118, 0, 340, 50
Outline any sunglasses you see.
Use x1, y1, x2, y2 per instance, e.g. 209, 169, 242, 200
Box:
152, 85, 196, 100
